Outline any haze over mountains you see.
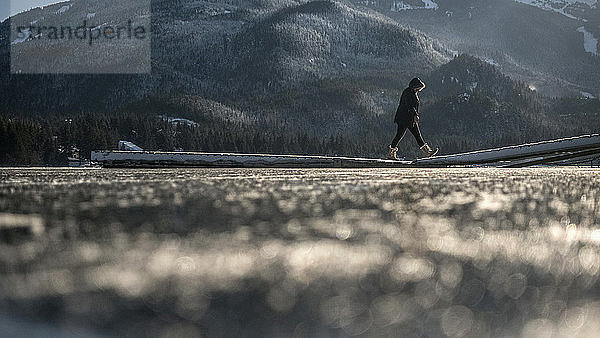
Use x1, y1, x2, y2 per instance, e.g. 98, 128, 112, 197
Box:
0, 0, 599, 163
364, 0, 600, 97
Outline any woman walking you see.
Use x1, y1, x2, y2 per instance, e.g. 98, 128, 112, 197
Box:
388, 77, 438, 160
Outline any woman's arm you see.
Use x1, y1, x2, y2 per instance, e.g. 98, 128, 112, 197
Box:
410, 92, 419, 116
411, 92, 419, 124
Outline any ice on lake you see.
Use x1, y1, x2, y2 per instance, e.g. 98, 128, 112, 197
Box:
1, 168, 600, 337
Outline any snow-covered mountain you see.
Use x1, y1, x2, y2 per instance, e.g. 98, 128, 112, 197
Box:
0, 0, 452, 135
389, 0, 439, 11
356, 0, 600, 97
4, 0, 598, 101
514, 0, 598, 58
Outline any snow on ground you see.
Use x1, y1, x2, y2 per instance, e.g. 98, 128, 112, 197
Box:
421, 0, 438, 9
91, 23, 108, 32
514, 0, 588, 20
516, 0, 598, 8
483, 57, 500, 67
577, 26, 599, 55
391, 0, 438, 11
55, 5, 71, 15
11, 28, 30, 45
575, 0, 598, 7
87, 12, 96, 19
448, 49, 460, 57
581, 91, 597, 98
118, 141, 143, 151
160, 115, 200, 127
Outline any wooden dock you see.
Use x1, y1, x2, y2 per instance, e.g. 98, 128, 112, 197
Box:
90, 151, 415, 168
91, 134, 600, 168
416, 134, 600, 167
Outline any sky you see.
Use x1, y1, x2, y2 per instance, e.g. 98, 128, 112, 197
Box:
2, 0, 63, 21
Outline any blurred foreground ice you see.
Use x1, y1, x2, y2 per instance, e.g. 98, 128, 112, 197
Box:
0, 168, 599, 337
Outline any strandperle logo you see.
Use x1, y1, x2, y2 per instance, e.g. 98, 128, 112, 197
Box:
10, 0, 151, 74
14, 20, 148, 46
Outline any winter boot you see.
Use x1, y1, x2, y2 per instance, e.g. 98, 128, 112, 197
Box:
420, 143, 439, 158
387, 145, 399, 160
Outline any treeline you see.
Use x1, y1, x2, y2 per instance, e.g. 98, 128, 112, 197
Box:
0, 114, 379, 166
0, 117, 64, 165
2, 54, 599, 166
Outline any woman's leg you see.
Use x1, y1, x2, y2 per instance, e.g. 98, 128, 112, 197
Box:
390, 124, 407, 148
408, 124, 426, 147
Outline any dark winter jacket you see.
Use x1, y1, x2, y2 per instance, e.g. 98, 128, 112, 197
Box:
394, 87, 419, 127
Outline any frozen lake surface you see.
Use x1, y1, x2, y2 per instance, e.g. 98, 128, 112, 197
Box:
1, 168, 600, 337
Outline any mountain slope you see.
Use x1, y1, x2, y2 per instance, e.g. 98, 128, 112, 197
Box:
419, 55, 589, 153
208, 0, 449, 89
0, 0, 450, 114
358, 0, 600, 97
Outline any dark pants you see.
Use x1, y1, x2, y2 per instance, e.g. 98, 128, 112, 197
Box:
390, 123, 425, 148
